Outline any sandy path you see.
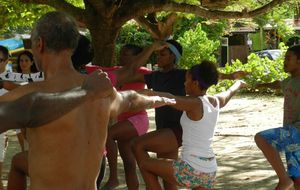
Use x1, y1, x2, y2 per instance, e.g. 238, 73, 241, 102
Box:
4, 94, 289, 190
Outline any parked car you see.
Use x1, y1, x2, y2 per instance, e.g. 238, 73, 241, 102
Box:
254, 49, 285, 60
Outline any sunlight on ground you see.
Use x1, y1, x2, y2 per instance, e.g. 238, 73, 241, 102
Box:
3, 95, 291, 190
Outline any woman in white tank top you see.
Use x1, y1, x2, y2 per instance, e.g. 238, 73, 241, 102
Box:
134, 61, 247, 190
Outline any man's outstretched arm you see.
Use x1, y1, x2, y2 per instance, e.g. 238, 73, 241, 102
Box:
0, 70, 113, 133
109, 89, 176, 119
0, 88, 90, 133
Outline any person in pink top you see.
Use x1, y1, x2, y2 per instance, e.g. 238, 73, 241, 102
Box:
86, 44, 151, 190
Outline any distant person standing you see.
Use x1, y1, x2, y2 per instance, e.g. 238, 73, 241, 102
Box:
14, 50, 44, 151
0, 50, 44, 92
97, 44, 152, 190
15, 50, 43, 81
86, 44, 152, 190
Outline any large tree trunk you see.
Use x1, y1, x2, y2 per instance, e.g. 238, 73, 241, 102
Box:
86, 16, 121, 67
85, 7, 122, 67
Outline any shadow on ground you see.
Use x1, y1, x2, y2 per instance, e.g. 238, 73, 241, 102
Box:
3, 95, 292, 190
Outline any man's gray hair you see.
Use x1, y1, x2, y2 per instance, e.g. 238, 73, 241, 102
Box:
31, 11, 80, 53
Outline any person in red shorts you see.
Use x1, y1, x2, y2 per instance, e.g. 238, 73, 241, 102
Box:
87, 44, 153, 190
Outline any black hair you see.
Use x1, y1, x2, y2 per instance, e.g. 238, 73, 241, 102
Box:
122, 44, 143, 55
72, 34, 93, 72
287, 45, 300, 59
31, 11, 80, 53
0, 45, 9, 60
16, 50, 38, 73
166, 39, 183, 56
190, 60, 219, 90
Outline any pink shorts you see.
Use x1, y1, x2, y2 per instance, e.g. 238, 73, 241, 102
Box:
119, 113, 149, 136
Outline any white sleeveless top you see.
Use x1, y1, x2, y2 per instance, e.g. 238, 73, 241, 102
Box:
180, 95, 220, 173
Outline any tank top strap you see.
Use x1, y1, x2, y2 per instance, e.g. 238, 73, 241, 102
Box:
198, 95, 219, 110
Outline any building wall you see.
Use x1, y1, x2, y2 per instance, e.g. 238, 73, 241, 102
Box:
229, 45, 249, 63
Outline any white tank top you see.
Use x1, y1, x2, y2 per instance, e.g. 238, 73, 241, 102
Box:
180, 95, 219, 173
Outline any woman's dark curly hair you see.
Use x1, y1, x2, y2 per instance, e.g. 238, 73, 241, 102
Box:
189, 60, 219, 90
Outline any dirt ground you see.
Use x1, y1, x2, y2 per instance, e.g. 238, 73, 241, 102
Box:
3, 94, 291, 190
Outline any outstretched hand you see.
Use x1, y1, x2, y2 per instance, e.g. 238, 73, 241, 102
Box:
152, 96, 176, 108
236, 80, 248, 88
82, 70, 113, 98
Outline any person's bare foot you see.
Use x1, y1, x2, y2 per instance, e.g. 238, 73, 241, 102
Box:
275, 178, 293, 190
100, 180, 119, 190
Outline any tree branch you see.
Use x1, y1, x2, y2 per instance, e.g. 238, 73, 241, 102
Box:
119, 0, 286, 22
201, 0, 229, 9
20, 0, 85, 22
135, 15, 160, 39
135, 13, 177, 40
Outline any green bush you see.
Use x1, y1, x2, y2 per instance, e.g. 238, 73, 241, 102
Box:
117, 21, 152, 47
209, 52, 288, 94
116, 21, 154, 64
174, 15, 227, 42
177, 23, 220, 69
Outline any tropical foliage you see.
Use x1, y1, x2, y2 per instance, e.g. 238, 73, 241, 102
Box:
210, 45, 288, 94
177, 23, 220, 68
0, 0, 292, 66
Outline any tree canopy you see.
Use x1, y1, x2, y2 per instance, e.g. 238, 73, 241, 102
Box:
0, 0, 297, 66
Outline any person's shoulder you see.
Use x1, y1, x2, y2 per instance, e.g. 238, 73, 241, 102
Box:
205, 95, 219, 108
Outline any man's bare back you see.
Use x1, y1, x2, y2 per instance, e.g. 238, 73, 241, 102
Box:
30, 76, 110, 190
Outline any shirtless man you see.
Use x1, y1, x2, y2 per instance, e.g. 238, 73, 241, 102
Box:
0, 11, 174, 190
5, 70, 113, 190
